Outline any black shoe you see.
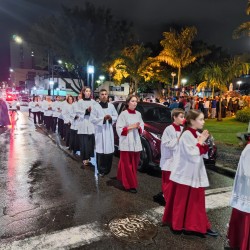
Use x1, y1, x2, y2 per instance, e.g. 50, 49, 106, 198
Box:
170, 228, 183, 235
206, 229, 219, 237
128, 188, 137, 193
153, 192, 166, 206
183, 230, 206, 238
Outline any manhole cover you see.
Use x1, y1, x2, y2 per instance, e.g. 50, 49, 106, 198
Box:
108, 215, 158, 243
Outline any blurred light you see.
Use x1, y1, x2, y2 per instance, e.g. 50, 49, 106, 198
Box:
12, 35, 23, 44
87, 65, 94, 74
99, 75, 105, 81
9, 68, 14, 72
237, 81, 242, 85
181, 78, 187, 84
33, 87, 37, 90
49, 80, 54, 85
57, 60, 63, 64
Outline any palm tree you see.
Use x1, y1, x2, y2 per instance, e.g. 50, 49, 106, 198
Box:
157, 26, 210, 95
110, 45, 153, 94
233, 0, 250, 39
198, 63, 225, 98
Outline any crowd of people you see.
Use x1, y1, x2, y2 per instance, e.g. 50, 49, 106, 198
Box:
161, 95, 248, 118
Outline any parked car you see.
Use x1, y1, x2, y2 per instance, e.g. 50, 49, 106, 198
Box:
5, 94, 20, 110
113, 101, 217, 171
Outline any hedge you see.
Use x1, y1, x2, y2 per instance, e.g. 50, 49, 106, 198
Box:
236, 108, 250, 123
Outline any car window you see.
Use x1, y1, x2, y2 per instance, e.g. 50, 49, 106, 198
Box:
142, 106, 171, 123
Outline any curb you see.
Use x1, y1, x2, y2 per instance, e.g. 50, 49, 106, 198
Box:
207, 163, 236, 178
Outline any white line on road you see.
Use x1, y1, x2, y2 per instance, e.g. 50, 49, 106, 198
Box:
0, 187, 232, 250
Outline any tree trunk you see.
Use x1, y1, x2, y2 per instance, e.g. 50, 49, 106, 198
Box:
177, 67, 181, 96
134, 80, 139, 94
217, 93, 223, 122
129, 82, 135, 94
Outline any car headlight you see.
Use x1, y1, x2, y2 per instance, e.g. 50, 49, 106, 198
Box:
149, 132, 162, 140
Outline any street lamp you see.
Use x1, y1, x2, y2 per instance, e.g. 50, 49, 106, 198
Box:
12, 34, 24, 68
181, 78, 187, 85
237, 80, 242, 90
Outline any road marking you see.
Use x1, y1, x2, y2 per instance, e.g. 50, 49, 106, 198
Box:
0, 188, 232, 250
0, 222, 110, 250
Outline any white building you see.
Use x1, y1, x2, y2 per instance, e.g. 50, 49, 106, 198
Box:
95, 81, 129, 100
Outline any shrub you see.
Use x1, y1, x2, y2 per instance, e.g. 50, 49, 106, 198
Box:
236, 108, 250, 123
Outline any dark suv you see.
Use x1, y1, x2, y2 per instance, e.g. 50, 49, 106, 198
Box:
113, 101, 217, 171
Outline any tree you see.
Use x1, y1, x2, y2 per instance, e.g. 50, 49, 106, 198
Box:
198, 63, 225, 98
110, 45, 154, 94
27, 3, 133, 93
233, 0, 250, 39
157, 26, 210, 95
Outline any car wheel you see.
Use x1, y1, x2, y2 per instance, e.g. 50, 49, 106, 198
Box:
138, 142, 149, 172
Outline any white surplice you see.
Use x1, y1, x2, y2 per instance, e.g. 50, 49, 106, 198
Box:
90, 102, 118, 154
116, 110, 144, 152
160, 124, 183, 171
76, 99, 96, 135
230, 144, 250, 213
170, 130, 209, 188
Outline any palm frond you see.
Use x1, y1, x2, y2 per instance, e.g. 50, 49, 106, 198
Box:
233, 21, 250, 39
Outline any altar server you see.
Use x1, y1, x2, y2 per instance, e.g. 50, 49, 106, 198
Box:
160, 108, 184, 199
69, 93, 82, 154
162, 110, 218, 237
90, 89, 118, 176
227, 134, 250, 250
62, 95, 74, 147
52, 96, 61, 133
116, 95, 144, 193
77, 87, 96, 166
43, 96, 54, 131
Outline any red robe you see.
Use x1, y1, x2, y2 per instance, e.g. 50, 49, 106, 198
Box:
227, 208, 250, 250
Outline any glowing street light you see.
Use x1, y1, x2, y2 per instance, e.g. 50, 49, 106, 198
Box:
57, 60, 63, 64
237, 80, 242, 90
99, 75, 105, 81
12, 35, 23, 44
181, 78, 187, 85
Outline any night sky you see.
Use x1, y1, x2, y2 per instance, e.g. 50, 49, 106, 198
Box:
0, 0, 249, 81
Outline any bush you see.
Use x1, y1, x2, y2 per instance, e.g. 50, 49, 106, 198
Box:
236, 108, 250, 122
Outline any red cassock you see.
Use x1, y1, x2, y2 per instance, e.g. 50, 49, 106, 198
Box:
117, 151, 140, 190
227, 208, 250, 250
161, 170, 171, 199
162, 180, 211, 234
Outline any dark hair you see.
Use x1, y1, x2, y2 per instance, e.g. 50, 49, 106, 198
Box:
183, 110, 203, 131
67, 95, 74, 103
125, 95, 138, 108
171, 108, 185, 121
33, 95, 38, 102
100, 89, 107, 93
81, 87, 91, 98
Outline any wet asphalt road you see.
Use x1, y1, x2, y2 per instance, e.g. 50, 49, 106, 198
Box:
0, 108, 235, 249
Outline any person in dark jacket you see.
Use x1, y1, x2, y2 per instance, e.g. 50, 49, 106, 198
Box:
227, 98, 233, 117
